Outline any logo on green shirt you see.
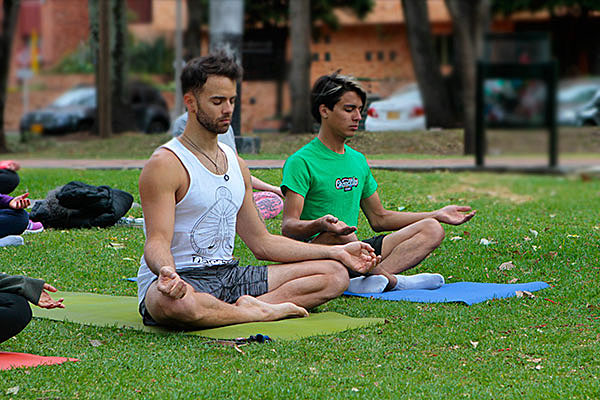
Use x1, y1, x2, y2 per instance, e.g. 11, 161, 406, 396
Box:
335, 177, 359, 192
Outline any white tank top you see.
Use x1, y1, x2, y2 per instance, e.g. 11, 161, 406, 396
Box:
137, 137, 245, 304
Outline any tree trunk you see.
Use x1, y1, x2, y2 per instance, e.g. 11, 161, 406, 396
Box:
98, 0, 111, 138
0, 0, 22, 153
445, 0, 490, 155
401, 0, 458, 129
111, 0, 134, 133
289, 0, 312, 133
184, 0, 204, 60
210, 0, 244, 135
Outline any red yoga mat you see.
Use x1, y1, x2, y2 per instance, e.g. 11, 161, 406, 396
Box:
0, 351, 78, 370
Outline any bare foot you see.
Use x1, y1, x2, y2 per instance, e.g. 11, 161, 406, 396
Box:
236, 295, 309, 321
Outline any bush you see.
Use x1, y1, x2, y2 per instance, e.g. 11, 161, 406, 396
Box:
129, 36, 174, 75
51, 42, 95, 74
51, 36, 174, 76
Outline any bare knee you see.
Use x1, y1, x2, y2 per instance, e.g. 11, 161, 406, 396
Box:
146, 288, 206, 325
420, 218, 445, 247
322, 260, 350, 297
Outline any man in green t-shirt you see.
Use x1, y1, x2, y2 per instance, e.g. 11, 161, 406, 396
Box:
281, 72, 476, 294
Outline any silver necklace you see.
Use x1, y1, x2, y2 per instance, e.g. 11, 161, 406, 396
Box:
180, 135, 229, 181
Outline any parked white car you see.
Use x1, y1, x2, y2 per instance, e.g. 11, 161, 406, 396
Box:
557, 78, 600, 125
364, 83, 426, 131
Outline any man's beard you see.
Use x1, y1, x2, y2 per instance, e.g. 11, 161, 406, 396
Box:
194, 102, 230, 134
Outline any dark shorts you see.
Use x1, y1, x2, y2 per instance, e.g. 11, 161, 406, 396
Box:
346, 234, 387, 278
139, 259, 269, 326
362, 234, 386, 256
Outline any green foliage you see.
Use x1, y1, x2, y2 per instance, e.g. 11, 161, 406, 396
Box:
50, 43, 95, 74
188, 0, 375, 28
311, 0, 373, 30
248, 0, 375, 29
492, 0, 600, 15
51, 34, 174, 76
1, 168, 599, 398
128, 36, 174, 75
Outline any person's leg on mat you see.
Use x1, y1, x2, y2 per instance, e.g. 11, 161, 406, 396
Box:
0, 169, 20, 195
0, 293, 33, 343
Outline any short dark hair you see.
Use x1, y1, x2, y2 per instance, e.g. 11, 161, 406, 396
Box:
181, 51, 243, 95
310, 71, 367, 123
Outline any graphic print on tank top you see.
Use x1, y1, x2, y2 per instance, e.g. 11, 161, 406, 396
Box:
190, 186, 237, 264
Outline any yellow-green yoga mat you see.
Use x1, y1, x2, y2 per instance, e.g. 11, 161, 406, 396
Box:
32, 292, 384, 340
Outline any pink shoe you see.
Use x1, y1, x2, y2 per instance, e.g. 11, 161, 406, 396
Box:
25, 220, 44, 233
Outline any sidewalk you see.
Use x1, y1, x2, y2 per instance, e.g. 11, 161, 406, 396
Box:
18, 155, 600, 173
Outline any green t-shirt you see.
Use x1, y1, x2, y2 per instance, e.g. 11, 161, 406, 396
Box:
281, 137, 377, 228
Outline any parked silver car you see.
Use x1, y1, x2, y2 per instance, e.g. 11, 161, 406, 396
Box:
364, 83, 425, 132
366, 78, 600, 131
557, 78, 600, 125
575, 88, 600, 126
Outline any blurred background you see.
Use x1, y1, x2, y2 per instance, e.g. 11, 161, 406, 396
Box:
1, 0, 599, 157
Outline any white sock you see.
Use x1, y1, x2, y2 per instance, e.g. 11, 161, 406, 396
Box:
0, 235, 24, 247
393, 273, 444, 291
348, 275, 389, 294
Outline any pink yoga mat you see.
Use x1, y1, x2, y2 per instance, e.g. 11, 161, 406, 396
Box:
0, 352, 78, 370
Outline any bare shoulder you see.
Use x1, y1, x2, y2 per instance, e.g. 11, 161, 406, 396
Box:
140, 148, 185, 190
236, 154, 249, 171
235, 155, 252, 182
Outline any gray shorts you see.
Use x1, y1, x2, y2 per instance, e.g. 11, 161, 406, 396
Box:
139, 259, 269, 326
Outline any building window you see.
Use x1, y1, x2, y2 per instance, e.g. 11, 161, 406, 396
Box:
312, 53, 319, 62
127, 0, 152, 23
390, 51, 397, 61
243, 27, 287, 81
324, 52, 330, 62
365, 51, 372, 61
324, 35, 331, 44
377, 51, 384, 61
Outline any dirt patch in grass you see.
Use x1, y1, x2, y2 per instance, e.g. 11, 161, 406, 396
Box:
8, 126, 600, 159
256, 126, 600, 156
255, 130, 464, 156
442, 184, 534, 204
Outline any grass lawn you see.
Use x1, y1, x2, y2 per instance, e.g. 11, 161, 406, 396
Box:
0, 167, 598, 399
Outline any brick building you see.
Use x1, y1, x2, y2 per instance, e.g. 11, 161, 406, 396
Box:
4, 0, 600, 133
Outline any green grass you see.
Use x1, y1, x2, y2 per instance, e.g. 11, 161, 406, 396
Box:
1, 168, 600, 399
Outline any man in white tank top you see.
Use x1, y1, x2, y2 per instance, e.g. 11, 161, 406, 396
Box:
137, 52, 380, 329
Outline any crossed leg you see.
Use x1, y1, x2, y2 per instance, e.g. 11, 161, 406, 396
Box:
144, 259, 348, 329
312, 218, 445, 292
378, 218, 445, 275
260, 259, 349, 309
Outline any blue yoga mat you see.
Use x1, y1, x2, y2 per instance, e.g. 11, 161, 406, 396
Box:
344, 281, 550, 305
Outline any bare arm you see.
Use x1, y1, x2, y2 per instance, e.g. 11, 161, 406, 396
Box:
281, 189, 357, 241
361, 191, 476, 232
250, 175, 283, 197
236, 157, 377, 274
139, 149, 181, 276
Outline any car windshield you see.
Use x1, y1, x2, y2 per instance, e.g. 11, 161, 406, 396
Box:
51, 87, 96, 107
